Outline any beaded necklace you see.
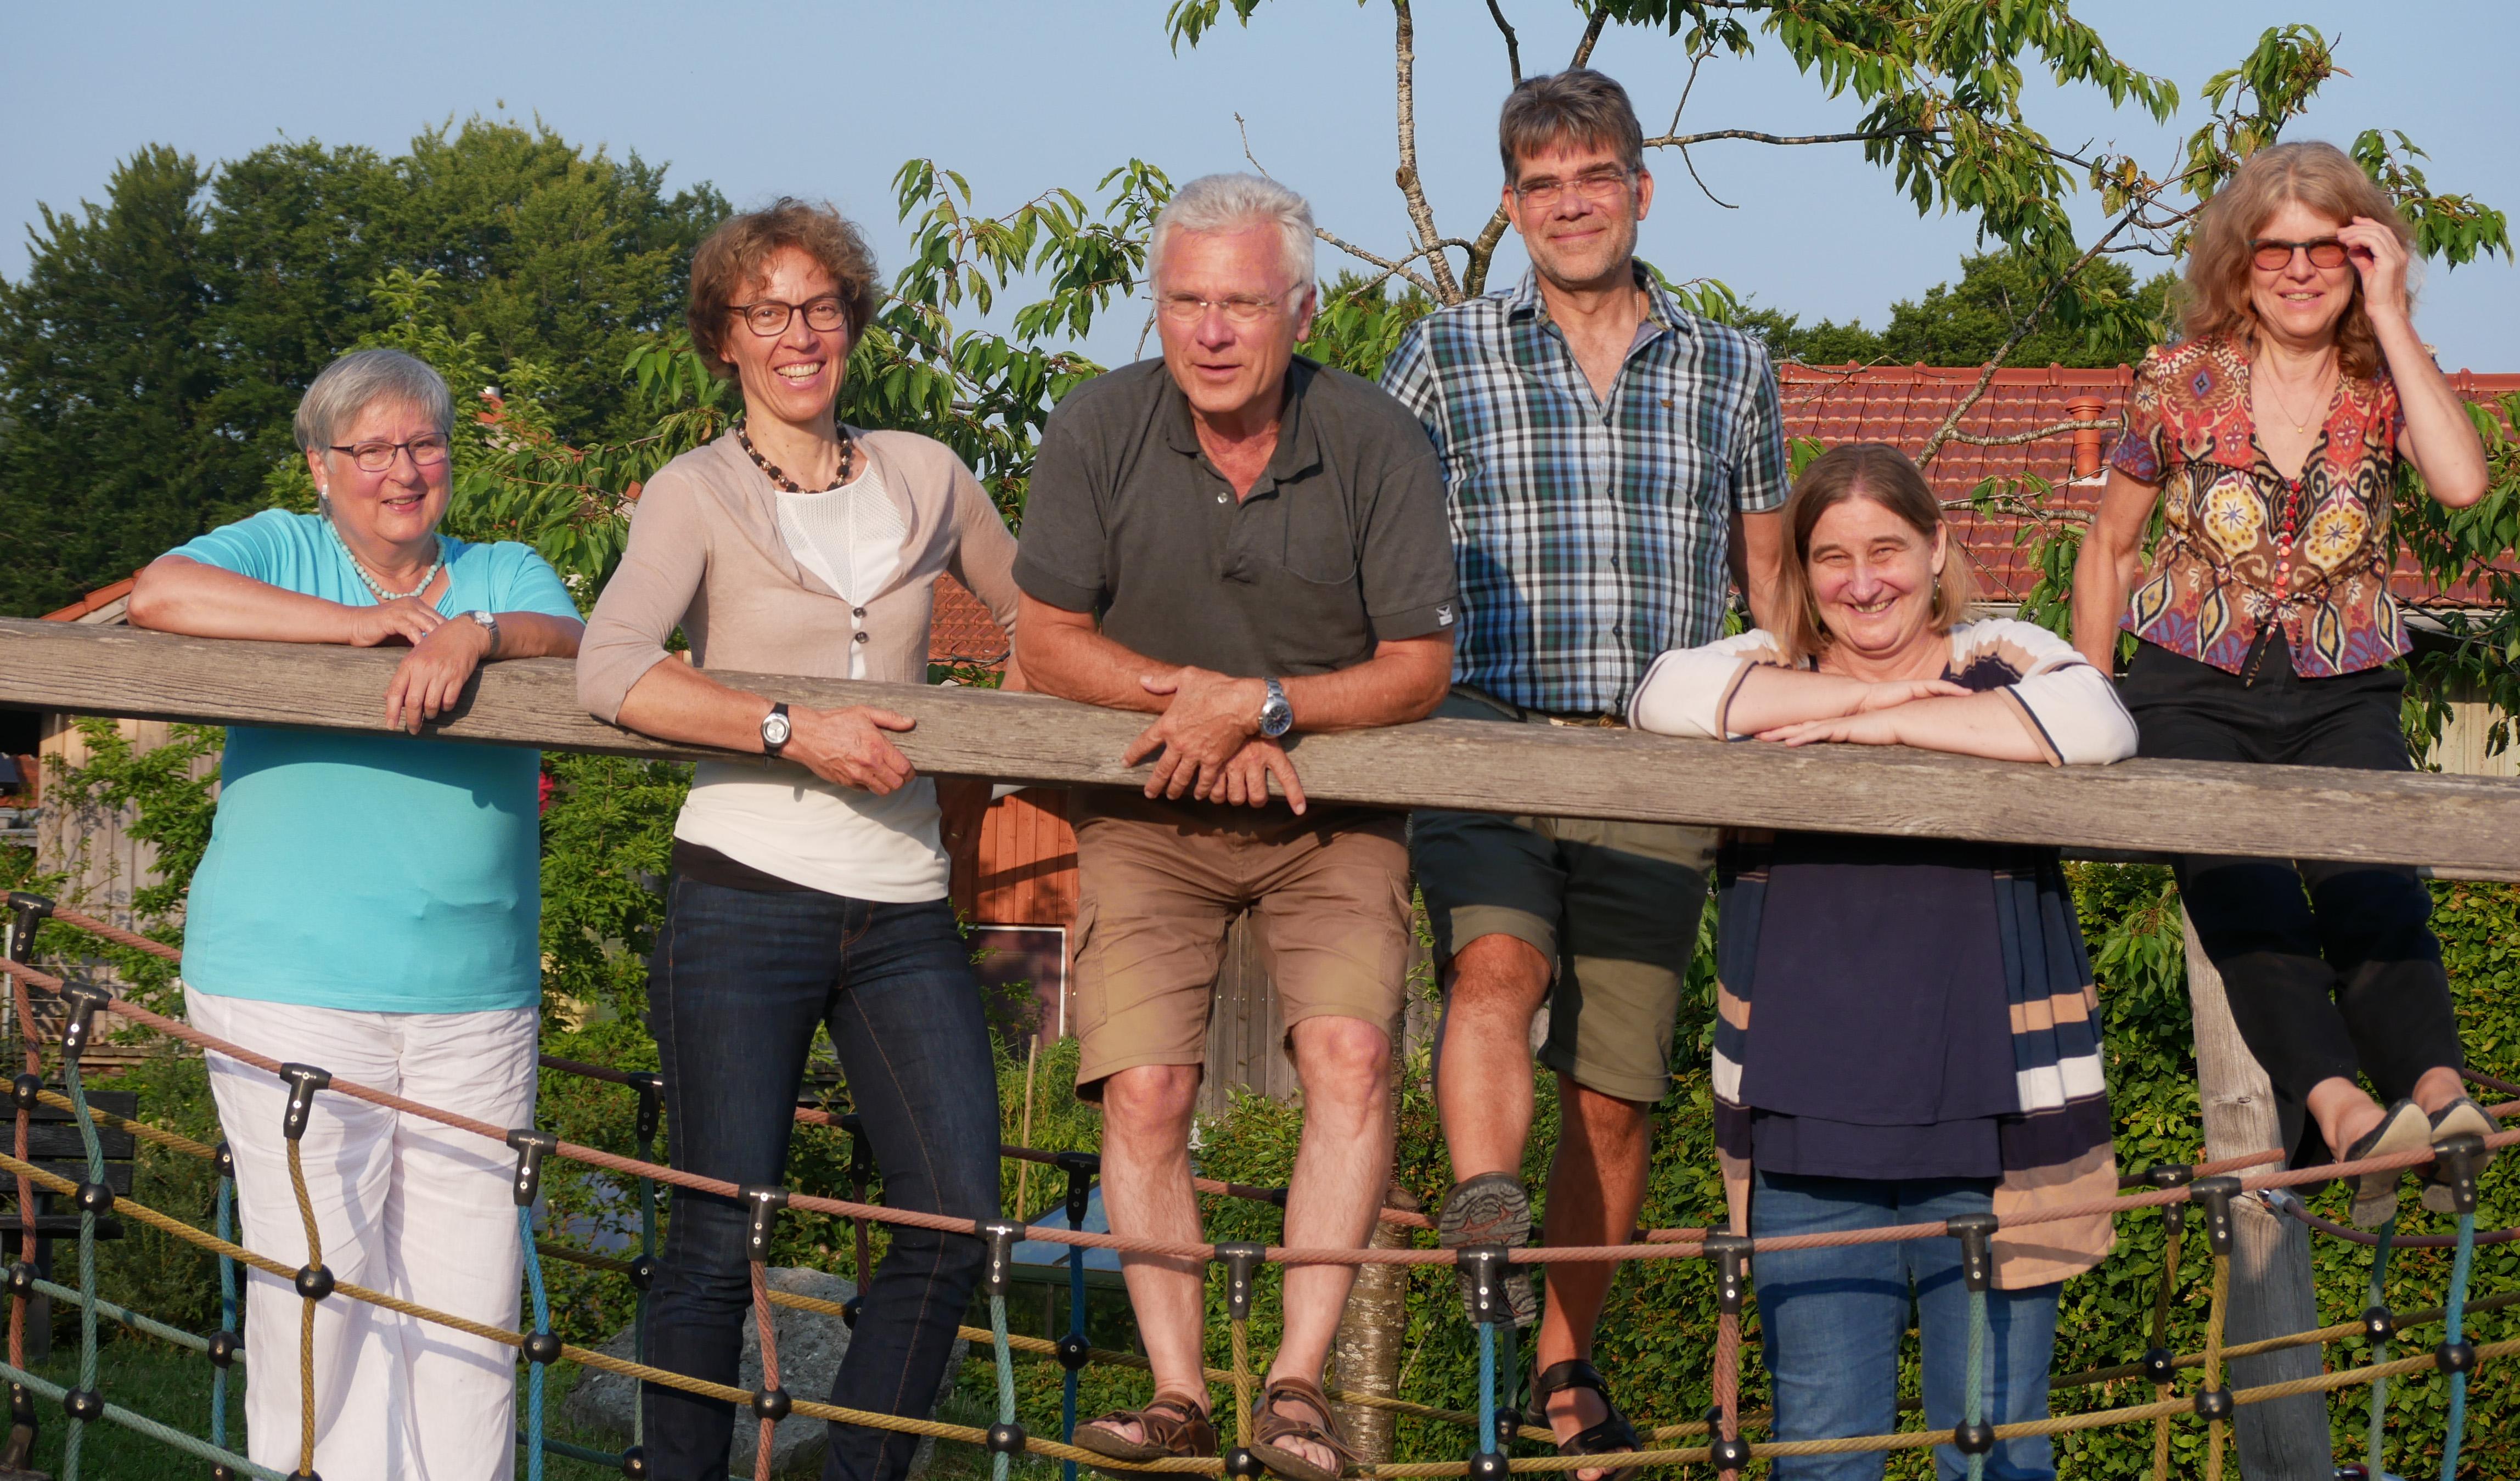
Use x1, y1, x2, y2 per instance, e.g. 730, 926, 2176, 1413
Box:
326, 516, 447, 602
736, 418, 857, 492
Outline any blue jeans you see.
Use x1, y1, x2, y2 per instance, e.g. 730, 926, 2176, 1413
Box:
643, 876, 1002, 1481
1751, 1170, 2062, 1481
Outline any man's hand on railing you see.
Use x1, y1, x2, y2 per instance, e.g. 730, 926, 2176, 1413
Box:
1124, 666, 1267, 802
1213, 737, 1307, 814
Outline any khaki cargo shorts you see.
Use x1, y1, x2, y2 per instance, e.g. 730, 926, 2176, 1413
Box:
1068, 791, 1412, 1100
1409, 688, 1716, 1105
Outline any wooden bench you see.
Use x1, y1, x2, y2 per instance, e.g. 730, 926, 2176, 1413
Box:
0, 1088, 138, 1246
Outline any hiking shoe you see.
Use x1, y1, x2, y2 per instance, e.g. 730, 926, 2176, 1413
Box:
1439, 1171, 1537, 1327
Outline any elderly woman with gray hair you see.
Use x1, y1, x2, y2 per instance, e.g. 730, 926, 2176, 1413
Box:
128, 346, 582, 1480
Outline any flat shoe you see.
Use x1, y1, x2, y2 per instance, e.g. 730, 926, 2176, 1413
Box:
2343, 1099, 2432, 1228
2421, 1096, 2501, 1214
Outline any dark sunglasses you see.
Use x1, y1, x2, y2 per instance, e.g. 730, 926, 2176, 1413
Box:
2251, 237, 2349, 272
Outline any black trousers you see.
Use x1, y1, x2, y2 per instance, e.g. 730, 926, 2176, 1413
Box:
2122, 637, 2462, 1167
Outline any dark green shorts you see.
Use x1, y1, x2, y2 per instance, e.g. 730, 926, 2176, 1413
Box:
1409, 689, 1715, 1103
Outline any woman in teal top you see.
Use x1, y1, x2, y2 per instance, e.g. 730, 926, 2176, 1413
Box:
128, 347, 582, 1481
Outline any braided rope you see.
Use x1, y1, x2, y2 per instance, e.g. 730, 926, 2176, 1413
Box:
2440, 1209, 2477, 1481
751, 1259, 780, 1481
0, 1358, 282, 1479
992, 1291, 1018, 1481
2200, 1254, 2230, 1481
519, 1204, 551, 1481
2365, 1215, 2396, 1478
283, 1134, 320, 1474
2144, 1197, 2181, 1481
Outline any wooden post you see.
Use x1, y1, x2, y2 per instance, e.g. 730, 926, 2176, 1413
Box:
2183, 917, 2333, 1477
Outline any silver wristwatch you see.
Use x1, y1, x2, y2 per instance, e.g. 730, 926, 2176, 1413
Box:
1258, 677, 1295, 739
464, 609, 499, 655
760, 701, 793, 757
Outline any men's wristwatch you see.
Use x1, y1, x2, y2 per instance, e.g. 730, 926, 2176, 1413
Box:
464, 610, 499, 655
1258, 678, 1295, 739
761, 702, 793, 757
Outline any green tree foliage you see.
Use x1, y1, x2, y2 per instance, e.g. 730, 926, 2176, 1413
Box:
0, 119, 724, 617
1742, 250, 2175, 369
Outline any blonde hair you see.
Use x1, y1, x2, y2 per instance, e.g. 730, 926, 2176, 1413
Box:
1775, 443, 1971, 663
2180, 141, 2413, 379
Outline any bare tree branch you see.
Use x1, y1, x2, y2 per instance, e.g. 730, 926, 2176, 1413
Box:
1389, 0, 1463, 302
1644, 127, 1937, 150
1315, 228, 1443, 300
1485, 0, 1521, 86
1917, 213, 2142, 466
1234, 113, 1272, 178
1570, 4, 1608, 68
1666, 38, 1737, 208
1940, 417, 2123, 449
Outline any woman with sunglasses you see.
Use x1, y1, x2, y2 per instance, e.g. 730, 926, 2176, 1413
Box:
128, 347, 584, 1479
2073, 141, 2494, 1224
577, 198, 1021, 1481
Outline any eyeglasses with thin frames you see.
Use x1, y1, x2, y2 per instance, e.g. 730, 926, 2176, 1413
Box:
328, 436, 451, 474
1157, 285, 1307, 325
2251, 238, 2349, 272
731, 297, 850, 337
1512, 166, 1634, 210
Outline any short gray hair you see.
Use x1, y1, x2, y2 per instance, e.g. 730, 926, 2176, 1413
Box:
1499, 69, 1644, 183
293, 348, 455, 454
1149, 173, 1315, 290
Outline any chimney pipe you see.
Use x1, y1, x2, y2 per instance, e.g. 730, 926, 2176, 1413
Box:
2067, 395, 2110, 479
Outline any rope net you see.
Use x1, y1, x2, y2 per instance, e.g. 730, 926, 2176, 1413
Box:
0, 905, 2513, 1481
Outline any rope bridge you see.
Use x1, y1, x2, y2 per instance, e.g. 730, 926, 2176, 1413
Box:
1, 902, 2513, 1481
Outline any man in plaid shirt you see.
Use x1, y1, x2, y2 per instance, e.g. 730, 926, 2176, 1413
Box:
1380, 67, 1788, 1476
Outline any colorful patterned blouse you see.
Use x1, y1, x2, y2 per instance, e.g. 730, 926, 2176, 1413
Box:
2109, 334, 2407, 677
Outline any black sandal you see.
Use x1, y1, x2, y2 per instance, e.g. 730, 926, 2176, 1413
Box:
1526, 1359, 1640, 1481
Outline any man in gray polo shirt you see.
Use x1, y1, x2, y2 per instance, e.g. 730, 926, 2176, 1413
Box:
1015, 173, 1454, 1480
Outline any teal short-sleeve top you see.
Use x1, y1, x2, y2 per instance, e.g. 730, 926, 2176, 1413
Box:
171, 509, 580, 1013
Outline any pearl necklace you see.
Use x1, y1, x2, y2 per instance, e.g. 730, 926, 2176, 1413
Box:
327, 517, 446, 602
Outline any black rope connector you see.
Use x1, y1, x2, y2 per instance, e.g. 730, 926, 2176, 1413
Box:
58, 984, 111, 1066
2431, 1132, 2485, 1217
979, 1219, 1024, 1301
1224, 1446, 1263, 1478
4, 892, 55, 954
741, 1185, 788, 1264
506, 1128, 558, 1208
9, 1074, 40, 1112
2187, 1176, 2241, 1258
1946, 1211, 1999, 1293
1457, 1243, 1513, 1326
523, 1329, 563, 1366
1054, 1332, 1090, 1371
1469, 1450, 1510, 1481
207, 1329, 239, 1367
1216, 1241, 1265, 1323
628, 1254, 658, 1292
277, 1063, 332, 1141
2140, 1346, 2175, 1385
60, 1388, 102, 1422
1952, 1420, 1996, 1456
2362, 1305, 2395, 1344
986, 1421, 1028, 1455
625, 1072, 662, 1150
618, 1443, 649, 1479
2142, 1162, 2193, 1191
211, 1465, 234, 1481
288, 1469, 323, 1481
841, 1294, 863, 1330
2192, 1387, 2233, 1421
1709, 1432, 1753, 1471
751, 1386, 792, 1422
74, 1181, 113, 1216
1703, 1232, 1752, 1316
4, 1263, 32, 1299
295, 1264, 335, 1301
2435, 1339, 2477, 1375
1055, 1150, 1100, 1227
215, 1140, 235, 1180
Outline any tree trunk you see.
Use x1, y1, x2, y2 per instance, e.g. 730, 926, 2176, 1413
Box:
1328, 1180, 1422, 1463
2184, 918, 2333, 1477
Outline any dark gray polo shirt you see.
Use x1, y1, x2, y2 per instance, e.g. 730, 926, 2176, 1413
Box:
1015, 356, 1456, 678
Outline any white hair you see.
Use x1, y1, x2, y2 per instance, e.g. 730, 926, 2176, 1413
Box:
294, 348, 454, 454
1149, 173, 1316, 290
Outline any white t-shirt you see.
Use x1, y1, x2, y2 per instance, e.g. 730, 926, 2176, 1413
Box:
675, 464, 948, 902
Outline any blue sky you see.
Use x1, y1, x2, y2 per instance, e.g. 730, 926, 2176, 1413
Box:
5, 2, 2515, 371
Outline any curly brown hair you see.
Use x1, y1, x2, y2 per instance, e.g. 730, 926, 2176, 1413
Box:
1775, 443, 1971, 663
2180, 142, 2412, 380
687, 198, 881, 379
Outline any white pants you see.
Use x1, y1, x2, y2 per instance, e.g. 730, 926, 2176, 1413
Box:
187, 986, 538, 1481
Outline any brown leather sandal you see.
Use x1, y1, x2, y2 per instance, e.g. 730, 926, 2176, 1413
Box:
1072, 1393, 1217, 1476
1248, 1376, 1362, 1481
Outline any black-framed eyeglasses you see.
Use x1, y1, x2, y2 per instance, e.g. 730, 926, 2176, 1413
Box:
731, 296, 850, 337
1512, 166, 1634, 209
327, 435, 452, 474
2251, 237, 2349, 272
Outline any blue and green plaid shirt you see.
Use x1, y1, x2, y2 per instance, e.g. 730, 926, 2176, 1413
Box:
1381, 266, 1790, 714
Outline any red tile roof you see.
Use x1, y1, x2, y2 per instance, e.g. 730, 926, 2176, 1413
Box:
930, 576, 1011, 667
1780, 363, 2520, 608
40, 577, 136, 623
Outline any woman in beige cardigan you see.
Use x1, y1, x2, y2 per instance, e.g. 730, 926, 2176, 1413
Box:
577, 198, 1020, 1481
